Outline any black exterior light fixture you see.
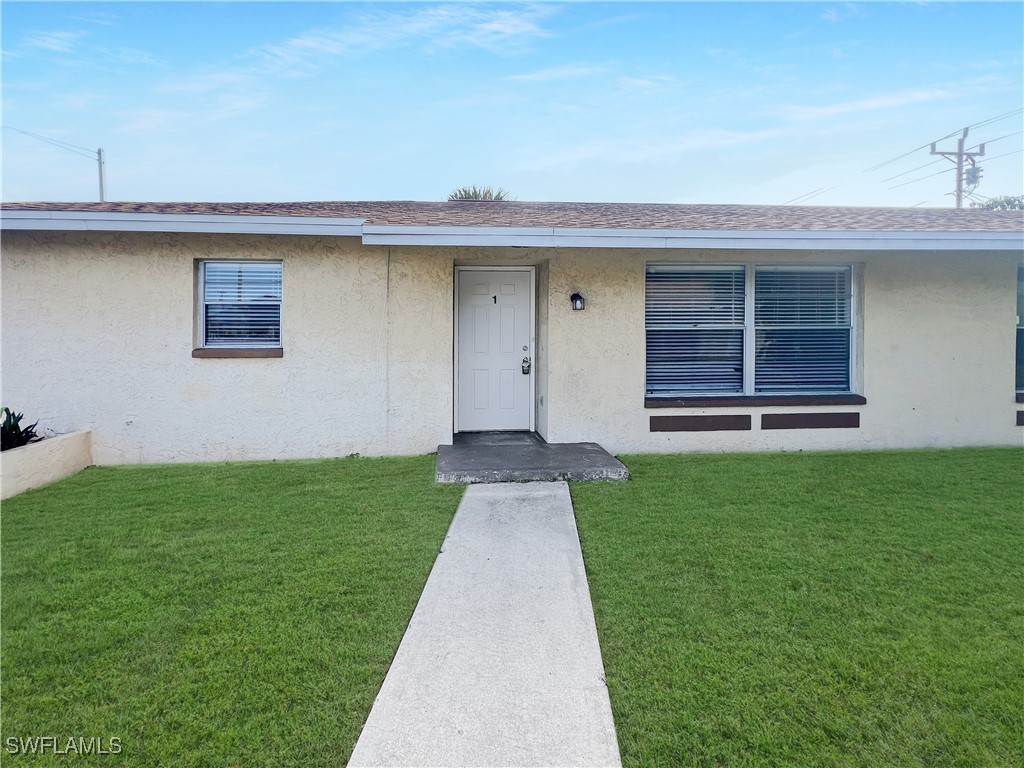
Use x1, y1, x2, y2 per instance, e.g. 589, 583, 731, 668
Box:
570, 292, 585, 311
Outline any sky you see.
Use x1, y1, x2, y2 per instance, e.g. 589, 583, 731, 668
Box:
2, 1, 1022, 207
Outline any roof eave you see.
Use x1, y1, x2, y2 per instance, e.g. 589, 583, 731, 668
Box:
2, 210, 1021, 251
0, 210, 365, 237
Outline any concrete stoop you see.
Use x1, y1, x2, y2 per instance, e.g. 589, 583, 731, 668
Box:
436, 432, 629, 484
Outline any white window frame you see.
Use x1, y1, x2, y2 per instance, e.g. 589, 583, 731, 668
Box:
198, 260, 283, 349
645, 263, 858, 397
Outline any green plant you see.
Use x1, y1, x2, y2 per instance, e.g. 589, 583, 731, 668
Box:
971, 195, 1024, 210
1, 407, 43, 451
447, 185, 513, 201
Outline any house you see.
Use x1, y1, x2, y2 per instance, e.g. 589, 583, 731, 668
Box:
1, 201, 1021, 465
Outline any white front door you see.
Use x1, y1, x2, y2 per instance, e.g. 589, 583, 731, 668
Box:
456, 268, 534, 432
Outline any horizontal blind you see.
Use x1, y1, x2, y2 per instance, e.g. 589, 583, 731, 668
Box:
1017, 266, 1024, 391
203, 262, 282, 347
646, 266, 745, 395
754, 267, 851, 392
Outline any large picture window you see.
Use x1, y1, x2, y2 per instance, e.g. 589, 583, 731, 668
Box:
200, 261, 283, 348
646, 264, 854, 397
1016, 265, 1023, 393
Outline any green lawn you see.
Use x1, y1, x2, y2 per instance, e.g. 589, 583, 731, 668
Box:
1, 456, 464, 767
571, 448, 1024, 768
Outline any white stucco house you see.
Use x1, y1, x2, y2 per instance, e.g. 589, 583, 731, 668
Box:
1, 200, 1021, 465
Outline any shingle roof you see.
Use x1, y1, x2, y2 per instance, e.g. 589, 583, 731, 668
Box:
2, 200, 1022, 232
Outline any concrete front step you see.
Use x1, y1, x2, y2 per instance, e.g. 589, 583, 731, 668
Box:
436, 432, 629, 484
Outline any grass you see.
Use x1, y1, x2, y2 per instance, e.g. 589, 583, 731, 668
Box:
571, 448, 1024, 768
1, 456, 464, 767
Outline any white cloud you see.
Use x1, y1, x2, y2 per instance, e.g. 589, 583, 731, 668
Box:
254, 4, 556, 72
521, 126, 790, 171
69, 12, 117, 27
821, 4, 867, 24
505, 65, 602, 82
96, 47, 166, 68
21, 30, 88, 53
780, 88, 953, 121
160, 71, 253, 95
616, 75, 675, 91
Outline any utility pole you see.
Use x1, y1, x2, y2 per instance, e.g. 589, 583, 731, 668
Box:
930, 127, 985, 209
98, 147, 106, 202
3, 126, 108, 201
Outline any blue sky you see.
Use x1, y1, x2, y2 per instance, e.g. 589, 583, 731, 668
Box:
2, 1, 1022, 206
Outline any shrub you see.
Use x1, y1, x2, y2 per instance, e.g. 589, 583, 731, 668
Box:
447, 185, 513, 201
1, 407, 44, 451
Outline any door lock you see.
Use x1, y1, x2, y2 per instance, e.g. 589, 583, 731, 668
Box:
522, 356, 532, 375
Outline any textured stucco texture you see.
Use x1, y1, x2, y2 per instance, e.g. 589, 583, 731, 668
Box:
2, 231, 1020, 464
0, 430, 92, 498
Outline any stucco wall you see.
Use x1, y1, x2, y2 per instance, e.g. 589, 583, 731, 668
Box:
541, 247, 1021, 453
1, 232, 453, 463
1, 430, 92, 499
2, 231, 1019, 464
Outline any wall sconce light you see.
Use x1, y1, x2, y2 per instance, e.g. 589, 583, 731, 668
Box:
570, 292, 585, 311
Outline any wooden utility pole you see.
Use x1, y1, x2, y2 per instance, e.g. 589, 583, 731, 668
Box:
97, 148, 106, 202
930, 127, 985, 208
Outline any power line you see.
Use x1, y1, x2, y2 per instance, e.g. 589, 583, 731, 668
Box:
968, 108, 1024, 131
886, 147, 1022, 191
888, 165, 955, 190
878, 130, 1023, 184
880, 157, 945, 183
2, 125, 97, 159
929, 127, 986, 208
2, 125, 107, 200
983, 149, 1023, 162
966, 129, 1023, 151
864, 107, 1024, 172
796, 185, 840, 204
864, 130, 962, 172
783, 187, 826, 204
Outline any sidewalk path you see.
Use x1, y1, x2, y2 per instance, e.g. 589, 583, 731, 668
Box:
348, 482, 621, 768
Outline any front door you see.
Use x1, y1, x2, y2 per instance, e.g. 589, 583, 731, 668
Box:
456, 268, 534, 432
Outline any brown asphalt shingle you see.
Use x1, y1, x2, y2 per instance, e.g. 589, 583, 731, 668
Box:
2, 200, 1022, 232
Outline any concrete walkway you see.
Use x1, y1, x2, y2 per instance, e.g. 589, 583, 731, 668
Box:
348, 482, 621, 768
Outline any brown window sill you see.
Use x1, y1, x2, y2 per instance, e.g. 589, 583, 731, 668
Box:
192, 348, 283, 358
646, 394, 867, 408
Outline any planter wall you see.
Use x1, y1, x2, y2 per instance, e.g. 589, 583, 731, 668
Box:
1, 430, 92, 499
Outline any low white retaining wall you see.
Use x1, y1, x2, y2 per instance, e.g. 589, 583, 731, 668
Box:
1, 430, 92, 500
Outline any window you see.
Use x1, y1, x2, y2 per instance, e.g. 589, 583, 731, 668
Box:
199, 261, 282, 348
1017, 265, 1024, 393
646, 264, 854, 397
646, 266, 745, 395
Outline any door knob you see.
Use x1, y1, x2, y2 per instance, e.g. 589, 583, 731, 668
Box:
522, 356, 531, 375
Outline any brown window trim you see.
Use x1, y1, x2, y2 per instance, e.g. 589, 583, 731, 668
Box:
762, 412, 860, 430
651, 414, 751, 432
192, 348, 283, 359
645, 394, 867, 408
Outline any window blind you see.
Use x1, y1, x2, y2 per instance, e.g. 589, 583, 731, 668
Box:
754, 267, 851, 393
203, 262, 282, 348
1016, 265, 1024, 392
646, 266, 745, 395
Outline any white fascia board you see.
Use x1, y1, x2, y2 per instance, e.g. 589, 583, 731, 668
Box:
4, 213, 1021, 250
362, 225, 1024, 251
0, 210, 365, 237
